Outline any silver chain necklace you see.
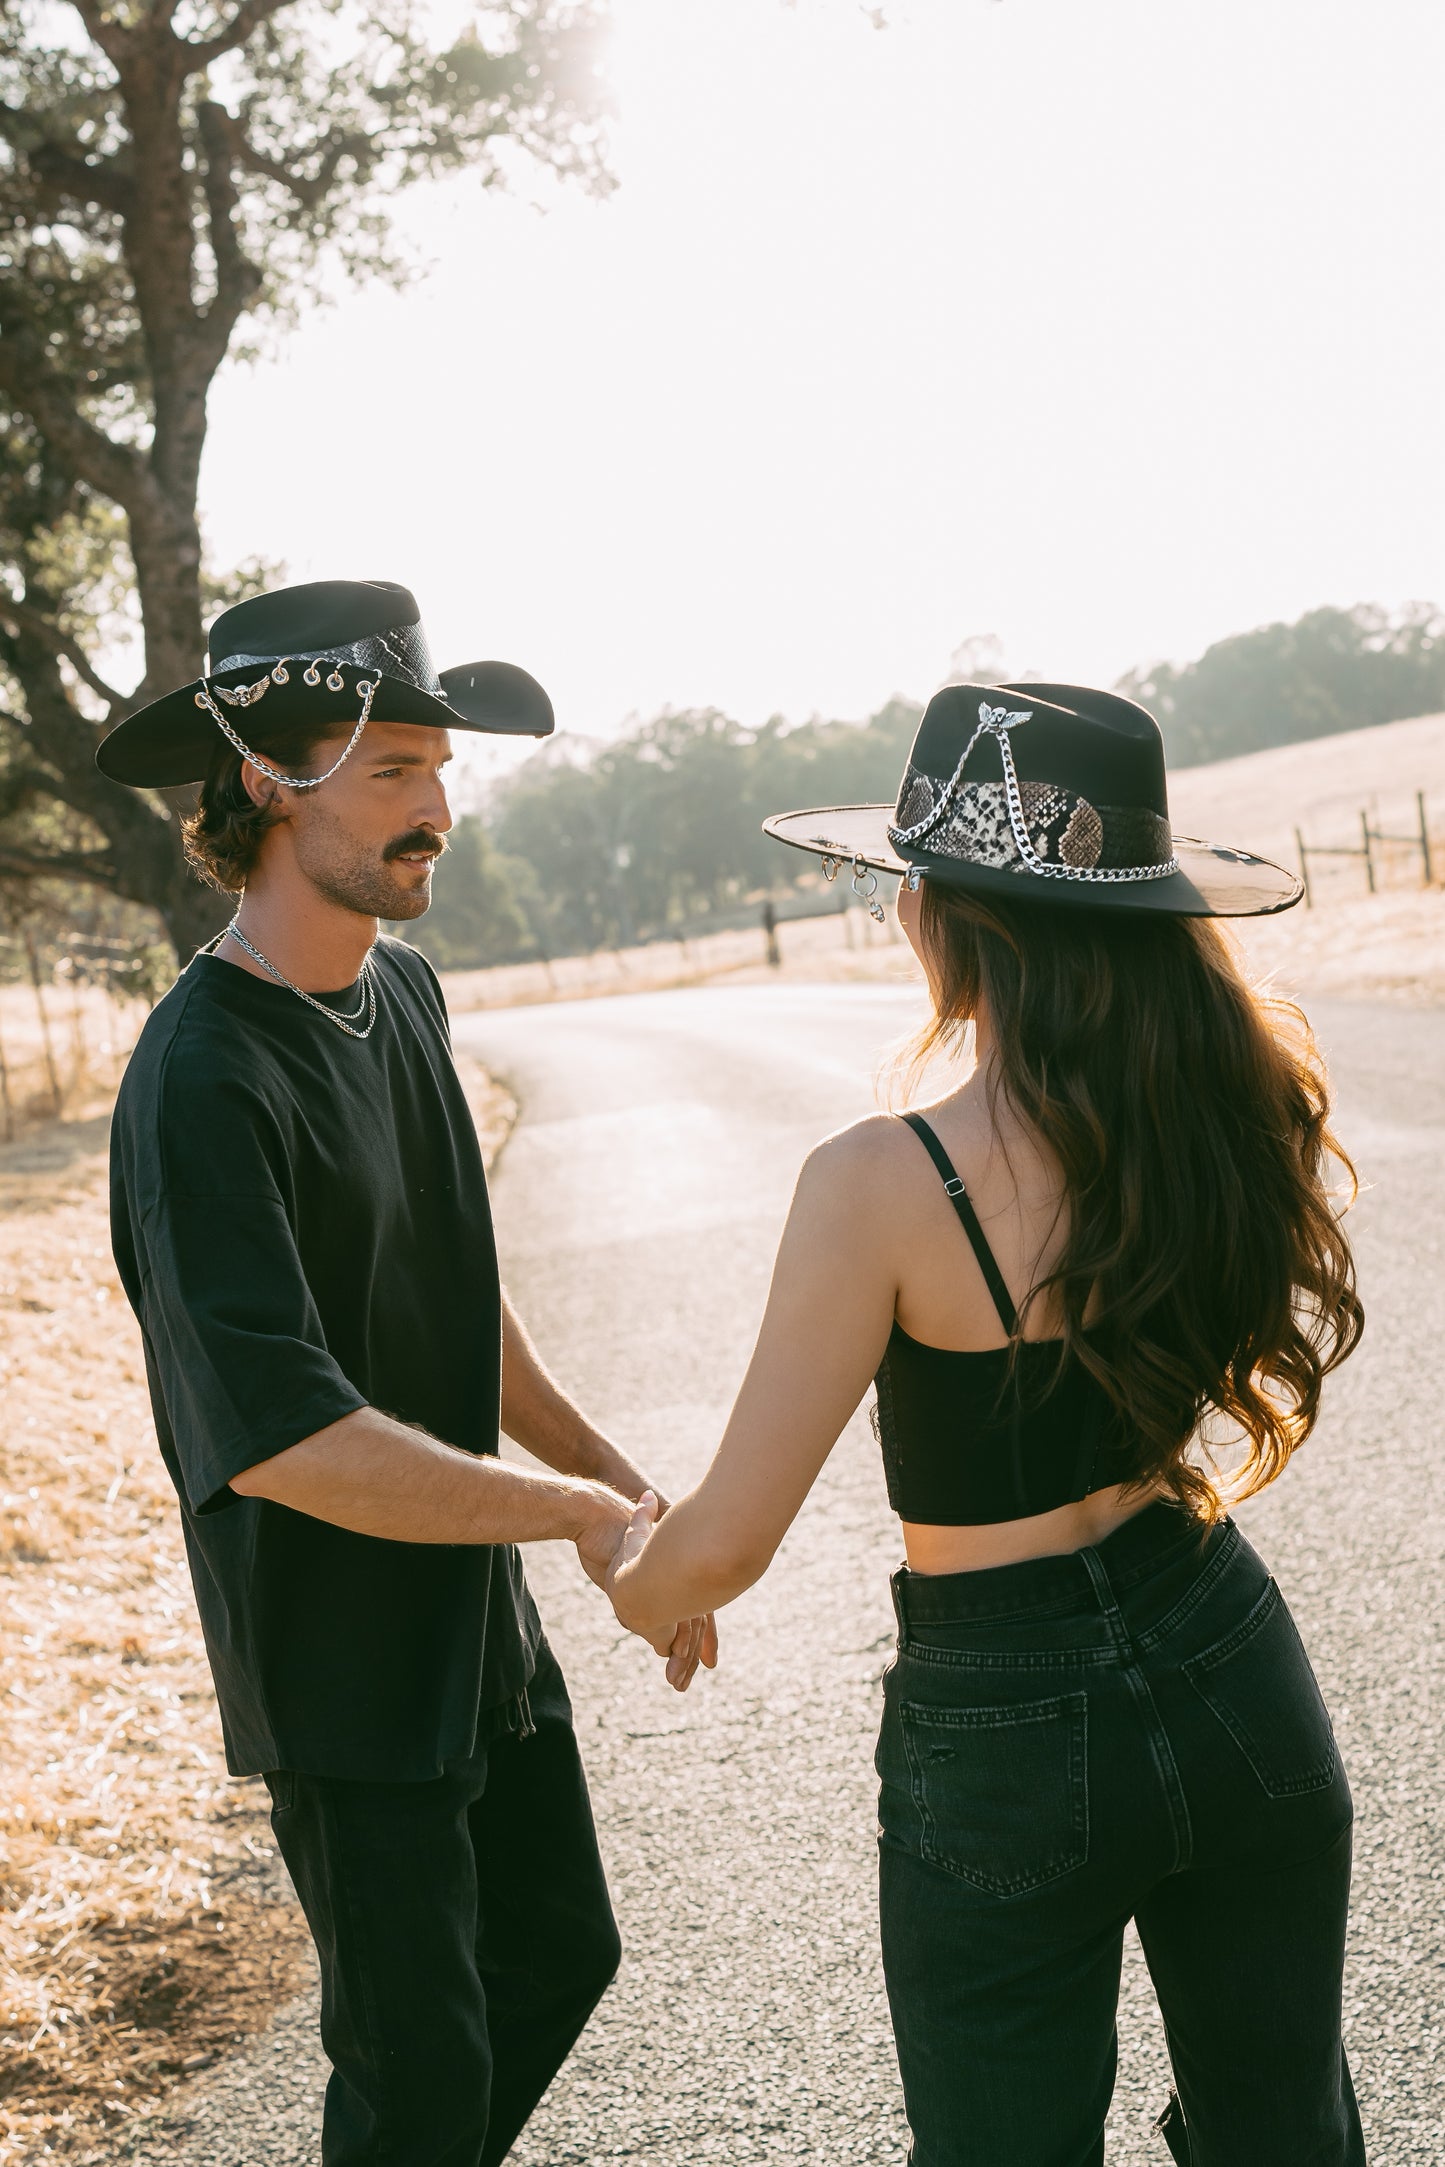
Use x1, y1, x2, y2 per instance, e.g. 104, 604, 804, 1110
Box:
223, 917, 378, 1039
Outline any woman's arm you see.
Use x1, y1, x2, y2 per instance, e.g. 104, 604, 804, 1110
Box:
606, 1124, 901, 1641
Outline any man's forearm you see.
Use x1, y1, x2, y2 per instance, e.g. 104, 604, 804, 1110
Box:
500, 1293, 651, 1498
228, 1405, 625, 1546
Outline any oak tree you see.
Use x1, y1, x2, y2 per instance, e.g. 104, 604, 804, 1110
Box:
0, 0, 607, 955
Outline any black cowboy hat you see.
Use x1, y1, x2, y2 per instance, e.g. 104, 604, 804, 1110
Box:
763, 681, 1301, 917
95, 578, 555, 788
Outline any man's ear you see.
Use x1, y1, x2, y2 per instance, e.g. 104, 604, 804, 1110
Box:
239, 758, 284, 813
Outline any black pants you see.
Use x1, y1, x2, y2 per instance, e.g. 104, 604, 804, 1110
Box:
876, 1505, 1365, 2167
265, 1639, 620, 2167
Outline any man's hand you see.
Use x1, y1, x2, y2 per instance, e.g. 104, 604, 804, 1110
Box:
573, 1479, 643, 1587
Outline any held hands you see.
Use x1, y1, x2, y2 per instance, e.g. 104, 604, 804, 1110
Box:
574, 1485, 718, 1692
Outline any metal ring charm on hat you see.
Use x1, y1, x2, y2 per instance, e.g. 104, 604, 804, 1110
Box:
193, 668, 379, 789
851, 855, 887, 923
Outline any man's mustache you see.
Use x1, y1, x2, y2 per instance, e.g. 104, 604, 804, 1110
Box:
383, 829, 449, 864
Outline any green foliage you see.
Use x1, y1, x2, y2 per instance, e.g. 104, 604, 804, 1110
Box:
1120, 603, 1445, 767
405, 818, 536, 970
486, 698, 920, 958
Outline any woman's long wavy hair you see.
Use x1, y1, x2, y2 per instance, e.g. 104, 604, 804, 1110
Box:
907, 884, 1364, 1518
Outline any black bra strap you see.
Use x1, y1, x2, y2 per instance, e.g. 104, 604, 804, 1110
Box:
900, 1112, 1020, 1337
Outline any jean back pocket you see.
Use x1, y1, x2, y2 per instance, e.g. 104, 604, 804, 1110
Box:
900, 1690, 1088, 1897
1184, 1579, 1337, 1798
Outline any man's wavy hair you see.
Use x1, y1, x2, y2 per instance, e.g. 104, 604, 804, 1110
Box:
182, 722, 343, 893
904, 884, 1364, 1519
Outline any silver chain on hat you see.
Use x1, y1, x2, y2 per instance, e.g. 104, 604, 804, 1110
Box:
889, 703, 1180, 885
193, 663, 379, 788
224, 917, 378, 1039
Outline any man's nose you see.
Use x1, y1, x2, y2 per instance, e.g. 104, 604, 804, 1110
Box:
418, 776, 453, 834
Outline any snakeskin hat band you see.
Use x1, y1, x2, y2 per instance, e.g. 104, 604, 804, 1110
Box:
762, 681, 1303, 920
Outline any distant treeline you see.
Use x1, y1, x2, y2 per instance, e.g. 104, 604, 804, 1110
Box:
411, 601, 1445, 971
1121, 602, 1445, 766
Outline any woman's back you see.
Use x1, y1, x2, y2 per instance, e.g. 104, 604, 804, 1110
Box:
848, 1083, 1163, 1574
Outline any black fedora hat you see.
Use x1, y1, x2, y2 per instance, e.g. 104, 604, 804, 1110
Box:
763, 681, 1301, 917
95, 578, 555, 789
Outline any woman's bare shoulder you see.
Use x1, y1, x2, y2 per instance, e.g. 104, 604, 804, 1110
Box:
797, 1110, 940, 1195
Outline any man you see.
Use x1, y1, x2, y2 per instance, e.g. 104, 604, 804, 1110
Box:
100, 580, 711, 2167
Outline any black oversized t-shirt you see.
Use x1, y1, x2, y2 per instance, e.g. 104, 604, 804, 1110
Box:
109, 936, 540, 1780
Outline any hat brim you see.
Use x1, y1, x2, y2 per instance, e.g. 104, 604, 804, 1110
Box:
762, 804, 1303, 918
96, 659, 554, 788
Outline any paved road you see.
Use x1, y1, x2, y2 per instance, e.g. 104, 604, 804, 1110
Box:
119, 983, 1444, 2165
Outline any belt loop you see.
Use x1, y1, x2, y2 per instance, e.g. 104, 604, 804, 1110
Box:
1078, 1544, 1132, 1660
890, 1566, 909, 1644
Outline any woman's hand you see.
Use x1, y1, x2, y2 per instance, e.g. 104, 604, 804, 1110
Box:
608, 1491, 716, 1691
580, 1486, 716, 1691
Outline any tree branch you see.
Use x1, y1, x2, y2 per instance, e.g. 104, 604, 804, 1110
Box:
230, 123, 369, 212
29, 138, 136, 220
185, 0, 295, 68
0, 840, 118, 886
65, 0, 128, 66
0, 596, 127, 710
0, 323, 154, 514
0, 755, 64, 814
195, 102, 264, 357
0, 107, 137, 218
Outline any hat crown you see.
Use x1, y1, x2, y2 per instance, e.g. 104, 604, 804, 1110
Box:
889, 684, 1176, 885
208, 579, 420, 671
94, 575, 555, 787
905, 683, 1169, 821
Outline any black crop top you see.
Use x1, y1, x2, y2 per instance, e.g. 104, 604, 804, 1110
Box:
873, 1114, 1138, 1525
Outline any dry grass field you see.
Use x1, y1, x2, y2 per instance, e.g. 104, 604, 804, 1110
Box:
0, 709, 1441, 2155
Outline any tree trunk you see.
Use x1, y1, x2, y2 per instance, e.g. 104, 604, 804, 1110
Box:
3, 617, 229, 960
155, 857, 230, 959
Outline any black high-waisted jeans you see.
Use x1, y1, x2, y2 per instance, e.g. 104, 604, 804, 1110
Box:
875, 1504, 1365, 2167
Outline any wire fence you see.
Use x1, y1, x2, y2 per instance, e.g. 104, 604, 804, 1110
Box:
1294, 788, 1440, 907
0, 936, 161, 1139
437, 886, 906, 1013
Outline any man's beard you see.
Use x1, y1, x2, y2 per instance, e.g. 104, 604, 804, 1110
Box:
294, 814, 447, 922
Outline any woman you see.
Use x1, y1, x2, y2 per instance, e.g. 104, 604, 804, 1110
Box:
606, 683, 1367, 2167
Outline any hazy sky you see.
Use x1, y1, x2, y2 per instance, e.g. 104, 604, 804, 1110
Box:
203, 0, 1445, 777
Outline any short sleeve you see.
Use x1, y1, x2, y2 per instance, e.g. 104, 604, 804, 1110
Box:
138, 1192, 366, 1515
382, 938, 451, 1040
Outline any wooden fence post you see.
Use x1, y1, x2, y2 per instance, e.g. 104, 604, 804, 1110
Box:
23, 927, 62, 1116
1419, 792, 1434, 886
0, 1004, 14, 1141
1360, 810, 1376, 895
1295, 827, 1312, 910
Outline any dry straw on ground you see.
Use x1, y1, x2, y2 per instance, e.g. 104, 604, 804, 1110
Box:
0, 1044, 513, 2163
